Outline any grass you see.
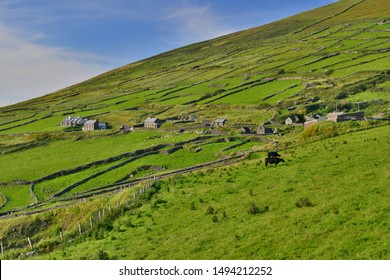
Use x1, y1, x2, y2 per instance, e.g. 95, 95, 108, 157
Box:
0, 131, 196, 183
0, 0, 389, 261
347, 90, 390, 102
0, 185, 35, 212
1, 124, 385, 259
212, 80, 302, 104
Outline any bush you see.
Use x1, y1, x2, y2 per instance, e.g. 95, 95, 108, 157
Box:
247, 203, 269, 215
295, 197, 314, 208
248, 203, 260, 215
207, 206, 215, 215
96, 249, 110, 260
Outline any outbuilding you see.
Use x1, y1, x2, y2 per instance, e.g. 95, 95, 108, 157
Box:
214, 118, 227, 127
83, 120, 100, 131
144, 118, 162, 129
256, 125, 273, 135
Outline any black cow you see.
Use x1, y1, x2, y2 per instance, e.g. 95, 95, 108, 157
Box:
265, 157, 285, 167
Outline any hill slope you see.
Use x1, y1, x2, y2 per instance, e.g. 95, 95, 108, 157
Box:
0, 0, 389, 260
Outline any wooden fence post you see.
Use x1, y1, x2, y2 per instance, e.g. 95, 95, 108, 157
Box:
78, 223, 82, 235
27, 237, 33, 250
1, 242, 4, 258
60, 230, 64, 243
90, 217, 93, 229
98, 211, 101, 221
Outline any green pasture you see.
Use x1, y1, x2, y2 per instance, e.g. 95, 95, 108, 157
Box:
212, 79, 301, 104
0, 131, 196, 183
23, 124, 390, 260
347, 90, 390, 102
0, 185, 35, 212
66, 140, 243, 196
33, 160, 125, 201
332, 56, 390, 78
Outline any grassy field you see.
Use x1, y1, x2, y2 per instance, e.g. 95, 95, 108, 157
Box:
0, 124, 387, 260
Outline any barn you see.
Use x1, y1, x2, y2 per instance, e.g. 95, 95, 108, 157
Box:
83, 120, 100, 131
144, 118, 162, 128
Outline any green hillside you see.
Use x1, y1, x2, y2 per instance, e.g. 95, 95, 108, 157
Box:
0, 0, 389, 260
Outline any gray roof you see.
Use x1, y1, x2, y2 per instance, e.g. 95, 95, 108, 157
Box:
215, 118, 227, 123
145, 117, 160, 123
326, 112, 344, 117
84, 119, 98, 125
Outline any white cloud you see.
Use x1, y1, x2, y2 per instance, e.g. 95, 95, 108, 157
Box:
160, 4, 237, 45
0, 24, 107, 107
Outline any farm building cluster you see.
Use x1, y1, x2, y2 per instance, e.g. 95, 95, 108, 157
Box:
60, 116, 107, 131
303, 111, 365, 129
61, 111, 366, 133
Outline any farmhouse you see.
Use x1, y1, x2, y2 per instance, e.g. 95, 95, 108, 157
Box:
214, 118, 227, 127
61, 116, 87, 127
144, 118, 162, 129
304, 112, 365, 129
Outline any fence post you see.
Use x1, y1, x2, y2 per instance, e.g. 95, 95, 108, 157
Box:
1, 242, 4, 258
60, 230, 64, 243
27, 237, 33, 250
78, 223, 82, 236
98, 211, 101, 221
90, 216, 93, 229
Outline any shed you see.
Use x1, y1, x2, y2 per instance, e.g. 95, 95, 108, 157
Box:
144, 118, 162, 129
214, 118, 227, 127
83, 119, 99, 131
256, 125, 273, 135
98, 122, 107, 130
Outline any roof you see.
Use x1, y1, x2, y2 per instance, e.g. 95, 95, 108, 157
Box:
84, 119, 98, 125
145, 117, 160, 123
326, 112, 344, 117
214, 118, 226, 123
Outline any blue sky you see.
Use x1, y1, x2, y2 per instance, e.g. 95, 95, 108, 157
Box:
0, 0, 337, 107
